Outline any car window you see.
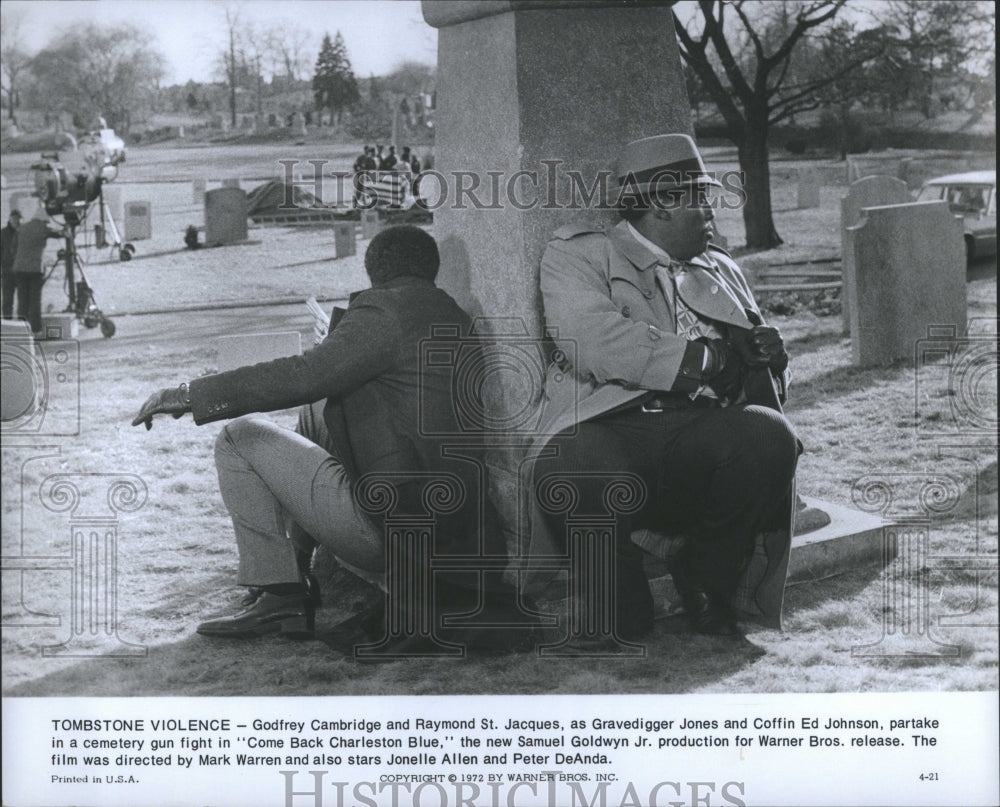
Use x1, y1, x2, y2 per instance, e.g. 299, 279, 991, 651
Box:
916, 185, 945, 203
945, 185, 991, 214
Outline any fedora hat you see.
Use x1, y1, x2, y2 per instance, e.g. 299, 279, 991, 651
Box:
617, 133, 721, 195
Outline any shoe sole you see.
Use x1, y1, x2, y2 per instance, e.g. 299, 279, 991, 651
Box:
196, 615, 314, 639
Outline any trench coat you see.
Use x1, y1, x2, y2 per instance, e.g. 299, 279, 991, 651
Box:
525, 220, 795, 628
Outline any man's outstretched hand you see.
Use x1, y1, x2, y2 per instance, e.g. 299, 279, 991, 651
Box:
132, 385, 192, 430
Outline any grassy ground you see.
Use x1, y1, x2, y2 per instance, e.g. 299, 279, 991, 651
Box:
1, 143, 996, 696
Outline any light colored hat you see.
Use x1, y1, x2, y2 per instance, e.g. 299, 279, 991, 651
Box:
617, 133, 722, 194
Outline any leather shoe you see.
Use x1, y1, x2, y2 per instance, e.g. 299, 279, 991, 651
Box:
677, 588, 740, 636
669, 562, 740, 637
197, 591, 315, 639
240, 574, 321, 608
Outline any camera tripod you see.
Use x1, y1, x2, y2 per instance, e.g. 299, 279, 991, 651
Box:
47, 211, 116, 338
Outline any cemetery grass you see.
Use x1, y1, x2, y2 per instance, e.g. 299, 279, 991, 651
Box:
1, 146, 997, 696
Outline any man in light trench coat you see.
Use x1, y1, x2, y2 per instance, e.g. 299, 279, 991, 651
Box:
526, 134, 799, 641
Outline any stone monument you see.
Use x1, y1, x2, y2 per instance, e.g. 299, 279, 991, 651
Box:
840, 175, 911, 335
123, 201, 152, 241
423, 0, 693, 520
333, 221, 356, 258
845, 200, 966, 366
204, 187, 248, 246
797, 168, 820, 209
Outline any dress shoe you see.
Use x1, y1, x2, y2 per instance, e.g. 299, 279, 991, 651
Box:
241, 574, 320, 608
197, 591, 315, 639
676, 588, 740, 636
670, 562, 740, 637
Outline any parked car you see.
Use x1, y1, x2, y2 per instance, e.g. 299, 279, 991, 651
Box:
915, 170, 997, 261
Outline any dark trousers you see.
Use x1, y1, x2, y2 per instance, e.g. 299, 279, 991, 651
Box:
15, 273, 44, 335
1, 271, 15, 319
535, 400, 799, 632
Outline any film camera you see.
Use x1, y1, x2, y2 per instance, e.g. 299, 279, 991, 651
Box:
30, 155, 103, 225
25, 131, 127, 338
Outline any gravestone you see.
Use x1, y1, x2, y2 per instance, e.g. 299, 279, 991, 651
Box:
204, 187, 248, 246
360, 209, 381, 240
797, 168, 820, 209
840, 175, 911, 335
333, 221, 356, 258
9, 191, 32, 217
845, 200, 966, 366
216, 332, 302, 372
192, 179, 207, 204
123, 201, 152, 240
221, 178, 241, 189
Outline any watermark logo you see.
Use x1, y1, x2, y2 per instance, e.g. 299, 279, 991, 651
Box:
0, 331, 80, 436
914, 319, 998, 437
1, 472, 148, 657
276, 158, 748, 213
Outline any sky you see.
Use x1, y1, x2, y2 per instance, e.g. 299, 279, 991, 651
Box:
3, 0, 438, 85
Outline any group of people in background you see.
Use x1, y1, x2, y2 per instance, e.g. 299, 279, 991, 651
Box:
353, 144, 423, 175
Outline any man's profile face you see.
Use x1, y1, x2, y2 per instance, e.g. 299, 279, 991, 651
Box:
653, 184, 716, 260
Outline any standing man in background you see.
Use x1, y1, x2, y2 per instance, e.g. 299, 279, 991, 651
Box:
1, 208, 21, 320
13, 203, 62, 337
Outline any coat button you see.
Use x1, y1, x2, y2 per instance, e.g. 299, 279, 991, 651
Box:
648, 329, 660, 341
621, 305, 631, 318
711, 284, 719, 294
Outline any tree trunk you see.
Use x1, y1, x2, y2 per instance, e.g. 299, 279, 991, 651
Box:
738, 124, 783, 249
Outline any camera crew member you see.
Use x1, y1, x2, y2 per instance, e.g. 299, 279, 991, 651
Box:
1, 209, 21, 319
13, 203, 63, 337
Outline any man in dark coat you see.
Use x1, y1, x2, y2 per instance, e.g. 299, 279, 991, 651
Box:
13, 205, 62, 336
528, 134, 798, 641
133, 226, 500, 639
1, 209, 21, 320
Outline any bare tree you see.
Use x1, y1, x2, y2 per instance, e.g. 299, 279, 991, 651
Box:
0, 7, 32, 123
29, 23, 165, 134
265, 20, 313, 83
673, 1, 884, 248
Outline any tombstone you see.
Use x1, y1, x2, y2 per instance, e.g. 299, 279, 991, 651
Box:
268, 113, 278, 128
897, 157, 912, 187
8, 191, 32, 217
361, 209, 382, 240
40, 313, 78, 340
204, 187, 248, 246
796, 168, 820, 209
423, 1, 693, 540
333, 221, 356, 258
221, 178, 241, 189
192, 178, 207, 204
292, 112, 307, 137
216, 332, 302, 372
840, 175, 911, 335
845, 201, 965, 366
123, 201, 152, 241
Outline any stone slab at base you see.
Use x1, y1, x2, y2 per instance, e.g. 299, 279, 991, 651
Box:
649, 495, 893, 617
787, 495, 891, 582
